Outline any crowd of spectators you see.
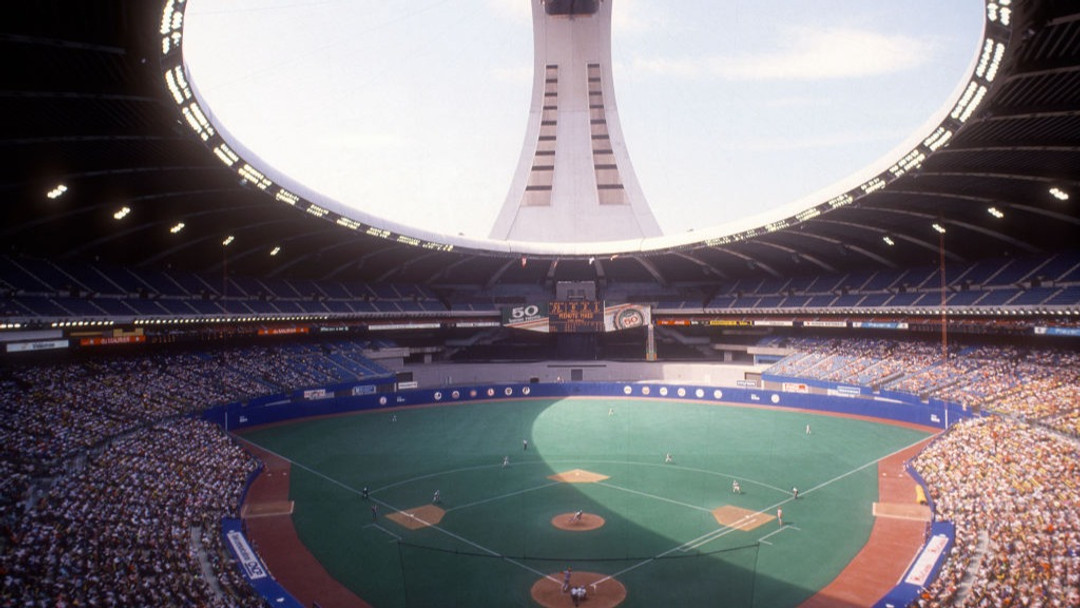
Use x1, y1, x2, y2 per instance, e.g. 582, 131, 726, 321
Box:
0, 341, 391, 496
766, 338, 1080, 436
767, 337, 1080, 605
910, 416, 1080, 607
1, 333, 1077, 605
0, 417, 263, 607
0, 338, 393, 605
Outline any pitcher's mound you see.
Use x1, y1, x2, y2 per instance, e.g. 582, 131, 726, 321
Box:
552, 512, 605, 531
531, 571, 626, 608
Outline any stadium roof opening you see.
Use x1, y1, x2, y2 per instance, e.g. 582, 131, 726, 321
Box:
180, 0, 983, 255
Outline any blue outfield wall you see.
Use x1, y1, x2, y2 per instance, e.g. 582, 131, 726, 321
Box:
205, 378, 976, 432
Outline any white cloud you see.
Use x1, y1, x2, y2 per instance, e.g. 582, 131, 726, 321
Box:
631, 25, 935, 81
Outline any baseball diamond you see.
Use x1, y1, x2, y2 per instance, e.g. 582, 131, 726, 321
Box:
239, 396, 935, 607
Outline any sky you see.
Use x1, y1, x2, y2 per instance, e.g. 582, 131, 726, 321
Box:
182, 0, 985, 243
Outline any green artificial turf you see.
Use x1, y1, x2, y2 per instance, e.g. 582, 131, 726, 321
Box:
240, 397, 932, 608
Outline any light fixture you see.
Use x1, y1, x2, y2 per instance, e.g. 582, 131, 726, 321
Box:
47, 184, 68, 199
1049, 187, 1069, 201
170, 222, 185, 234
270, 246, 281, 256
932, 223, 947, 234
882, 236, 895, 246
222, 235, 234, 246
987, 207, 1004, 219
113, 206, 131, 220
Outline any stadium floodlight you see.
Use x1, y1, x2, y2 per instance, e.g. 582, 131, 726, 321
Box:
975, 40, 1006, 82
181, 103, 214, 141
213, 144, 240, 167
269, 246, 281, 256
222, 235, 234, 246
950, 81, 989, 123
987, 2, 1012, 26
1049, 187, 1070, 201
46, 184, 68, 199
932, 223, 947, 234
987, 207, 1004, 219
113, 206, 131, 220
923, 127, 953, 152
882, 236, 895, 246
170, 222, 185, 234
238, 163, 271, 190
164, 66, 191, 104
275, 188, 299, 206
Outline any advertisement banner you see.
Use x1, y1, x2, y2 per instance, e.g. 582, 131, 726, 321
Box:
368, 322, 441, 331
501, 303, 550, 332
226, 529, 268, 580
6, 339, 69, 353
853, 321, 910, 330
257, 326, 309, 336
351, 384, 376, 396
220, 518, 303, 608
453, 321, 501, 328
504, 302, 646, 333
79, 335, 146, 347
804, 320, 848, 328
1034, 326, 1080, 337
603, 303, 650, 332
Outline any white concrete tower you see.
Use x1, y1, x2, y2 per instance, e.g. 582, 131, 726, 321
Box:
488, 0, 662, 243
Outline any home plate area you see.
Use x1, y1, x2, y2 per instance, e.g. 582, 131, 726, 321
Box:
711, 505, 774, 531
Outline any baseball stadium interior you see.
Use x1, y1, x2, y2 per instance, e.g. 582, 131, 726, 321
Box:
2, 0, 1079, 607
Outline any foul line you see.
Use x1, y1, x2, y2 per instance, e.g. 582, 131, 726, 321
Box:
596, 481, 715, 513
590, 435, 932, 588
366, 523, 402, 542
758, 525, 800, 545
240, 434, 932, 590
235, 437, 553, 581
446, 481, 561, 513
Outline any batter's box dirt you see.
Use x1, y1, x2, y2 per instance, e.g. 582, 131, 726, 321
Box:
531, 570, 627, 608
547, 469, 610, 483
711, 505, 774, 531
241, 501, 294, 518
873, 502, 932, 522
386, 504, 446, 530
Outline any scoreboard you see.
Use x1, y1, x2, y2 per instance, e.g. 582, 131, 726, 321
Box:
548, 300, 604, 333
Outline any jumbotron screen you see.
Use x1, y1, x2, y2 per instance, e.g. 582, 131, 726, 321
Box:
548, 300, 604, 333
